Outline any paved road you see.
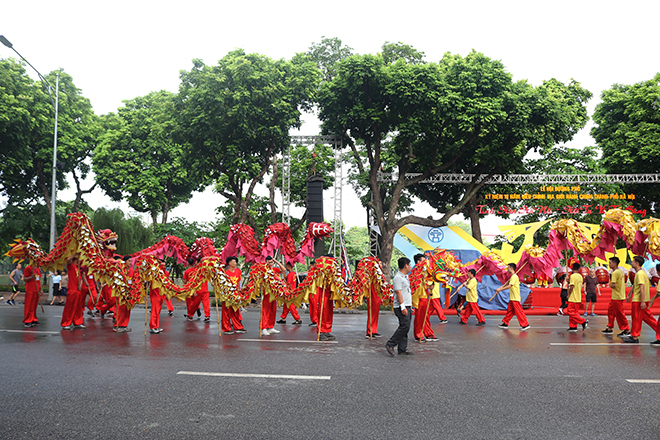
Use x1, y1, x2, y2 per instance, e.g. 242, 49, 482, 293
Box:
1, 304, 659, 439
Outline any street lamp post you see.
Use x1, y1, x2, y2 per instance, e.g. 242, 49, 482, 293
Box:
1, 35, 60, 299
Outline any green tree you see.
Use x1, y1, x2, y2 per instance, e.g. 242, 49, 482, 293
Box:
0, 59, 99, 243
318, 49, 591, 268
91, 208, 154, 256
592, 73, 660, 216
306, 37, 354, 82
381, 41, 425, 65
93, 90, 200, 227
153, 217, 214, 247
176, 50, 320, 227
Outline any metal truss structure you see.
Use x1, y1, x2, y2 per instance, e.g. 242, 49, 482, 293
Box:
377, 172, 660, 185
281, 143, 292, 226
288, 135, 343, 258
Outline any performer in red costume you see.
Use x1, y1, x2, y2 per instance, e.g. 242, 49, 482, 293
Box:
260, 257, 282, 336
365, 260, 387, 339
115, 256, 133, 333
149, 286, 167, 334
427, 283, 448, 324
624, 256, 657, 343
566, 262, 588, 332
457, 269, 486, 326
316, 284, 335, 340
412, 254, 439, 342
96, 283, 116, 319
602, 257, 630, 337
307, 260, 319, 327
22, 262, 43, 328
61, 254, 86, 330
183, 258, 211, 323
277, 262, 302, 325
83, 267, 98, 316
222, 256, 247, 334
496, 263, 530, 330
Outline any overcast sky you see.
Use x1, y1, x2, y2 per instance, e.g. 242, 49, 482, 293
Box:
2, 0, 658, 236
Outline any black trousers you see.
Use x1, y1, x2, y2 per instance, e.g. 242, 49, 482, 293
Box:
387, 307, 411, 353
560, 289, 568, 310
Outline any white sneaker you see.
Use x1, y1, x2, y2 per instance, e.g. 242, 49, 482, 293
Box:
267, 328, 280, 334
261, 329, 270, 336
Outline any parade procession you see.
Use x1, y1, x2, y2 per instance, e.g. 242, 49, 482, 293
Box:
6, 208, 660, 353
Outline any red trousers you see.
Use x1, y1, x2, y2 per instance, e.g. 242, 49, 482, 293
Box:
150, 289, 163, 330
317, 288, 334, 333
97, 285, 116, 314
461, 301, 485, 324
308, 291, 319, 325
606, 299, 629, 331
84, 283, 98, 311
428, 297, 447, 321
164, 296, 173, 312
61, 289, 84, 327
261, 295, 277, 329
566, 302, 586, 328
502, 300, 529, 327
221, 303, 244, 332
280, 304, 301, 321
365, 290, 382, 336
116, 303, 131, 327
630, 302, 658, 338
414, 297, 436, 339
23, 289, 40, 324
186, 291, 210, 318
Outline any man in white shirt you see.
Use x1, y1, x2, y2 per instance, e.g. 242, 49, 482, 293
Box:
386, 257, 414, 356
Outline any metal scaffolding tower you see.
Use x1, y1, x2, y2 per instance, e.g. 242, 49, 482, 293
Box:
281, 143, 291, 226
288, 135, 343, 258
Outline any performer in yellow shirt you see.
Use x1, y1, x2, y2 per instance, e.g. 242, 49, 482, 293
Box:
456, 269, 485, 326
566, 262, 588, 332
624, 256, 657, 344
601, 256, 630, 338
496, 263, 530, 330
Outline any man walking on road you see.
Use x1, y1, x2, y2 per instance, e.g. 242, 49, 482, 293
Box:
386, 257, 414, 356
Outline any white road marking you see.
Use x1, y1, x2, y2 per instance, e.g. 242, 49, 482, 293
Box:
177, 371, 331, 380
626, 379, 660, 384
550, 342, 637, 346
237, 338, 338, 344
0, 329, 60, 334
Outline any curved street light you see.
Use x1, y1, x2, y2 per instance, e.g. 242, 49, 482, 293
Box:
1, 35, 60, 298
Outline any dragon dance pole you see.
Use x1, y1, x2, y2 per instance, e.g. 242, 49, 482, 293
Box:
317, 287, 325, 342
144, 282, 150, 336
488, 261, 528, 302
450, 265, 485, 300
368, 284, 373, 341
420, 283, 431, 343
214, 282, 221, 338
259, 286, 264, 339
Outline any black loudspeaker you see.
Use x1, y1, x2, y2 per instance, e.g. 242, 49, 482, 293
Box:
306, 175, 325, 258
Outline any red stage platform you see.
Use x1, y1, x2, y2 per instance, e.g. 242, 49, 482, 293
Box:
447, 287, 660, 316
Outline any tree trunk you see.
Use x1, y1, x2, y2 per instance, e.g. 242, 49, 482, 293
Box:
378, 229, 396, 281
467, 197, 483, 243
161, 199, 169, 225
269, 156, 279, 224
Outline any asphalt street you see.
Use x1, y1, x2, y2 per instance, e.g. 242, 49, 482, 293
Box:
1, 303, 659, 440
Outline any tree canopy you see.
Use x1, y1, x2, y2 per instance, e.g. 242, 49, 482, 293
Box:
93, 90, 200, 227
318, 48, 591, 267
592, 72, 660, 216
176, 50, 321, 226
0, 58, 98, 247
